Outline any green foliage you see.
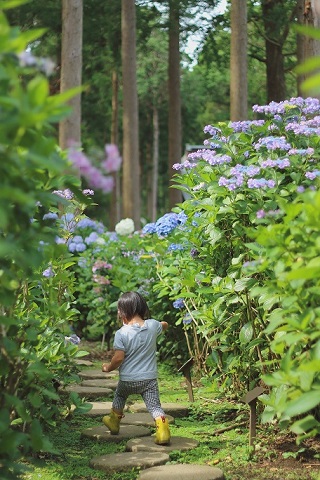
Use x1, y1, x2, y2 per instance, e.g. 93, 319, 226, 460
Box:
0, 7, 89, 479
139, 96, 320, 439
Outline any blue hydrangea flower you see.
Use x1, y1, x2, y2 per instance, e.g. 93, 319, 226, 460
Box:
168, 243, 185, 252
43, 212, 58, 221
154, 212, 187, 236
68, 242, 77, 252
183, 313, 192, 325
173, 298, 185, 309
84, 232, 99, 244
142, 222, 157, 234
76, 243, 86, 252
73, 235, 84, 244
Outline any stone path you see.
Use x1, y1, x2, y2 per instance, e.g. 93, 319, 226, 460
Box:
73, 366, 225, 479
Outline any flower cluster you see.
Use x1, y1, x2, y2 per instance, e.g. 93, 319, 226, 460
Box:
173, 298, 185, 309
17, 51, 56, 76
92, 260, 112, 272
188, 149, 232, 166
42, 266, 55, 277
254, 136, 291, 151
260, 158, 290, 169
142, 212, 187, 237
230, 120, 265, 133
168, 243, 185, 252
115, 218, 135, 236
252, 97, 320, 116
68, 143, 122, 193
256, 209, 282, 219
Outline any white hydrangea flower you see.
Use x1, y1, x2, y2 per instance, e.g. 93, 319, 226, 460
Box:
96, 237, 106, 245
115, 218, 135, 236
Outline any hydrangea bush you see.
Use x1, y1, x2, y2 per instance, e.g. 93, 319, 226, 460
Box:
143, 97, 320, 438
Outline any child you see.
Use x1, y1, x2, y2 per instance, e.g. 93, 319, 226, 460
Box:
101, 291, 170, 445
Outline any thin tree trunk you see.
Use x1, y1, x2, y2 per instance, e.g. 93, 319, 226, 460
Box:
262, 0, 286, 102
230, 0, 248, 121
151, 105, 159, 222
121, 0, 140, 228
109, 69, 121, 229
168, 0, 183, 210
59, 0, 83, 149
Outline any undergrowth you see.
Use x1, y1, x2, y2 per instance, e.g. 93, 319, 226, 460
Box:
21, 363, 320, 480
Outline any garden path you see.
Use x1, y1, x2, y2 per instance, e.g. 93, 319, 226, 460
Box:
66, 362, 226, 479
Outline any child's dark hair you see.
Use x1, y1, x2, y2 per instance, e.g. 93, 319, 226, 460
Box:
118, 291, 150, 321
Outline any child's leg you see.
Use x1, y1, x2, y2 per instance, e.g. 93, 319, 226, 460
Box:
102, 381, 128, 434
141, 379, 171, 445
141, 379, 166, 419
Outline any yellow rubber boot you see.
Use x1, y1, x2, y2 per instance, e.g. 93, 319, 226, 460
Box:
102, 409, 123, 435
155, 416, 171, 445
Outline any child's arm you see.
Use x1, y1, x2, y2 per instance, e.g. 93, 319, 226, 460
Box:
161, 321, 169, 331
102, 350, 125, 373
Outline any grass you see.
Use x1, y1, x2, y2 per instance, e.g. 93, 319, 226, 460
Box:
21, 362, 320, 480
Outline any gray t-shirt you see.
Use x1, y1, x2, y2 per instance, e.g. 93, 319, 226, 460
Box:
113, 318, 163, 381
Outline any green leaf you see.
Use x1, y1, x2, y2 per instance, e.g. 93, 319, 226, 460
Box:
239, 322, 253, 344
295, 56, 320, 75
294, 24, 320, 40
27, 76, 49, 106
285, 390, 320, 418
0, 0, 29, 9
291, 415, 319, 435
302, 72, 320, 93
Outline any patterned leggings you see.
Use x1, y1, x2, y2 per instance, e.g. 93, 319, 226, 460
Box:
112, 378, 165, 419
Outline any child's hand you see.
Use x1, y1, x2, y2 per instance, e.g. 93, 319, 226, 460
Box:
102, 363, 109, 372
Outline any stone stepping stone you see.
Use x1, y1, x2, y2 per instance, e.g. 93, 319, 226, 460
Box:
90, 451, 169, 474
80, 378, 118, 390
60, 385, 113, 399
122, 413, 175, 427
137, 464, 225, 480
74, 359, 93, 366
81, 424, 151, 443
78, 368, 118, 380
82, 401, 113, 416
127, 435, 198, 453
129, 402, 189, 417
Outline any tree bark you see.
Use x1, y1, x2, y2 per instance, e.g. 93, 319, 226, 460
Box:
230, 0, 248, 121
109, 69, 121, 229
121, 0, 141, 228
151, 105, 159, 222
168, 0, 183, 210
59, 0, 83, 149
262, 0, 286, 102
297, 0, 320, 97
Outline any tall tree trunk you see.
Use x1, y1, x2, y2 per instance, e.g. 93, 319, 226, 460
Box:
297, 0, 320, 97
262, 0, 286, 102
121, 0, 140, 228
109, 69, 121, 229
59, 0, 83, 149
151, 105, 159, 222
230, 0, 248, 121
168, 0, 183, 210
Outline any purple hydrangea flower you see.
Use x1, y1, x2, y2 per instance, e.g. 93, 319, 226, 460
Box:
305, 170, 320, 180
247, 178, 276, 189
43, 266, 55, 277
254, 136, 291, 151
256, 210, 266, 219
